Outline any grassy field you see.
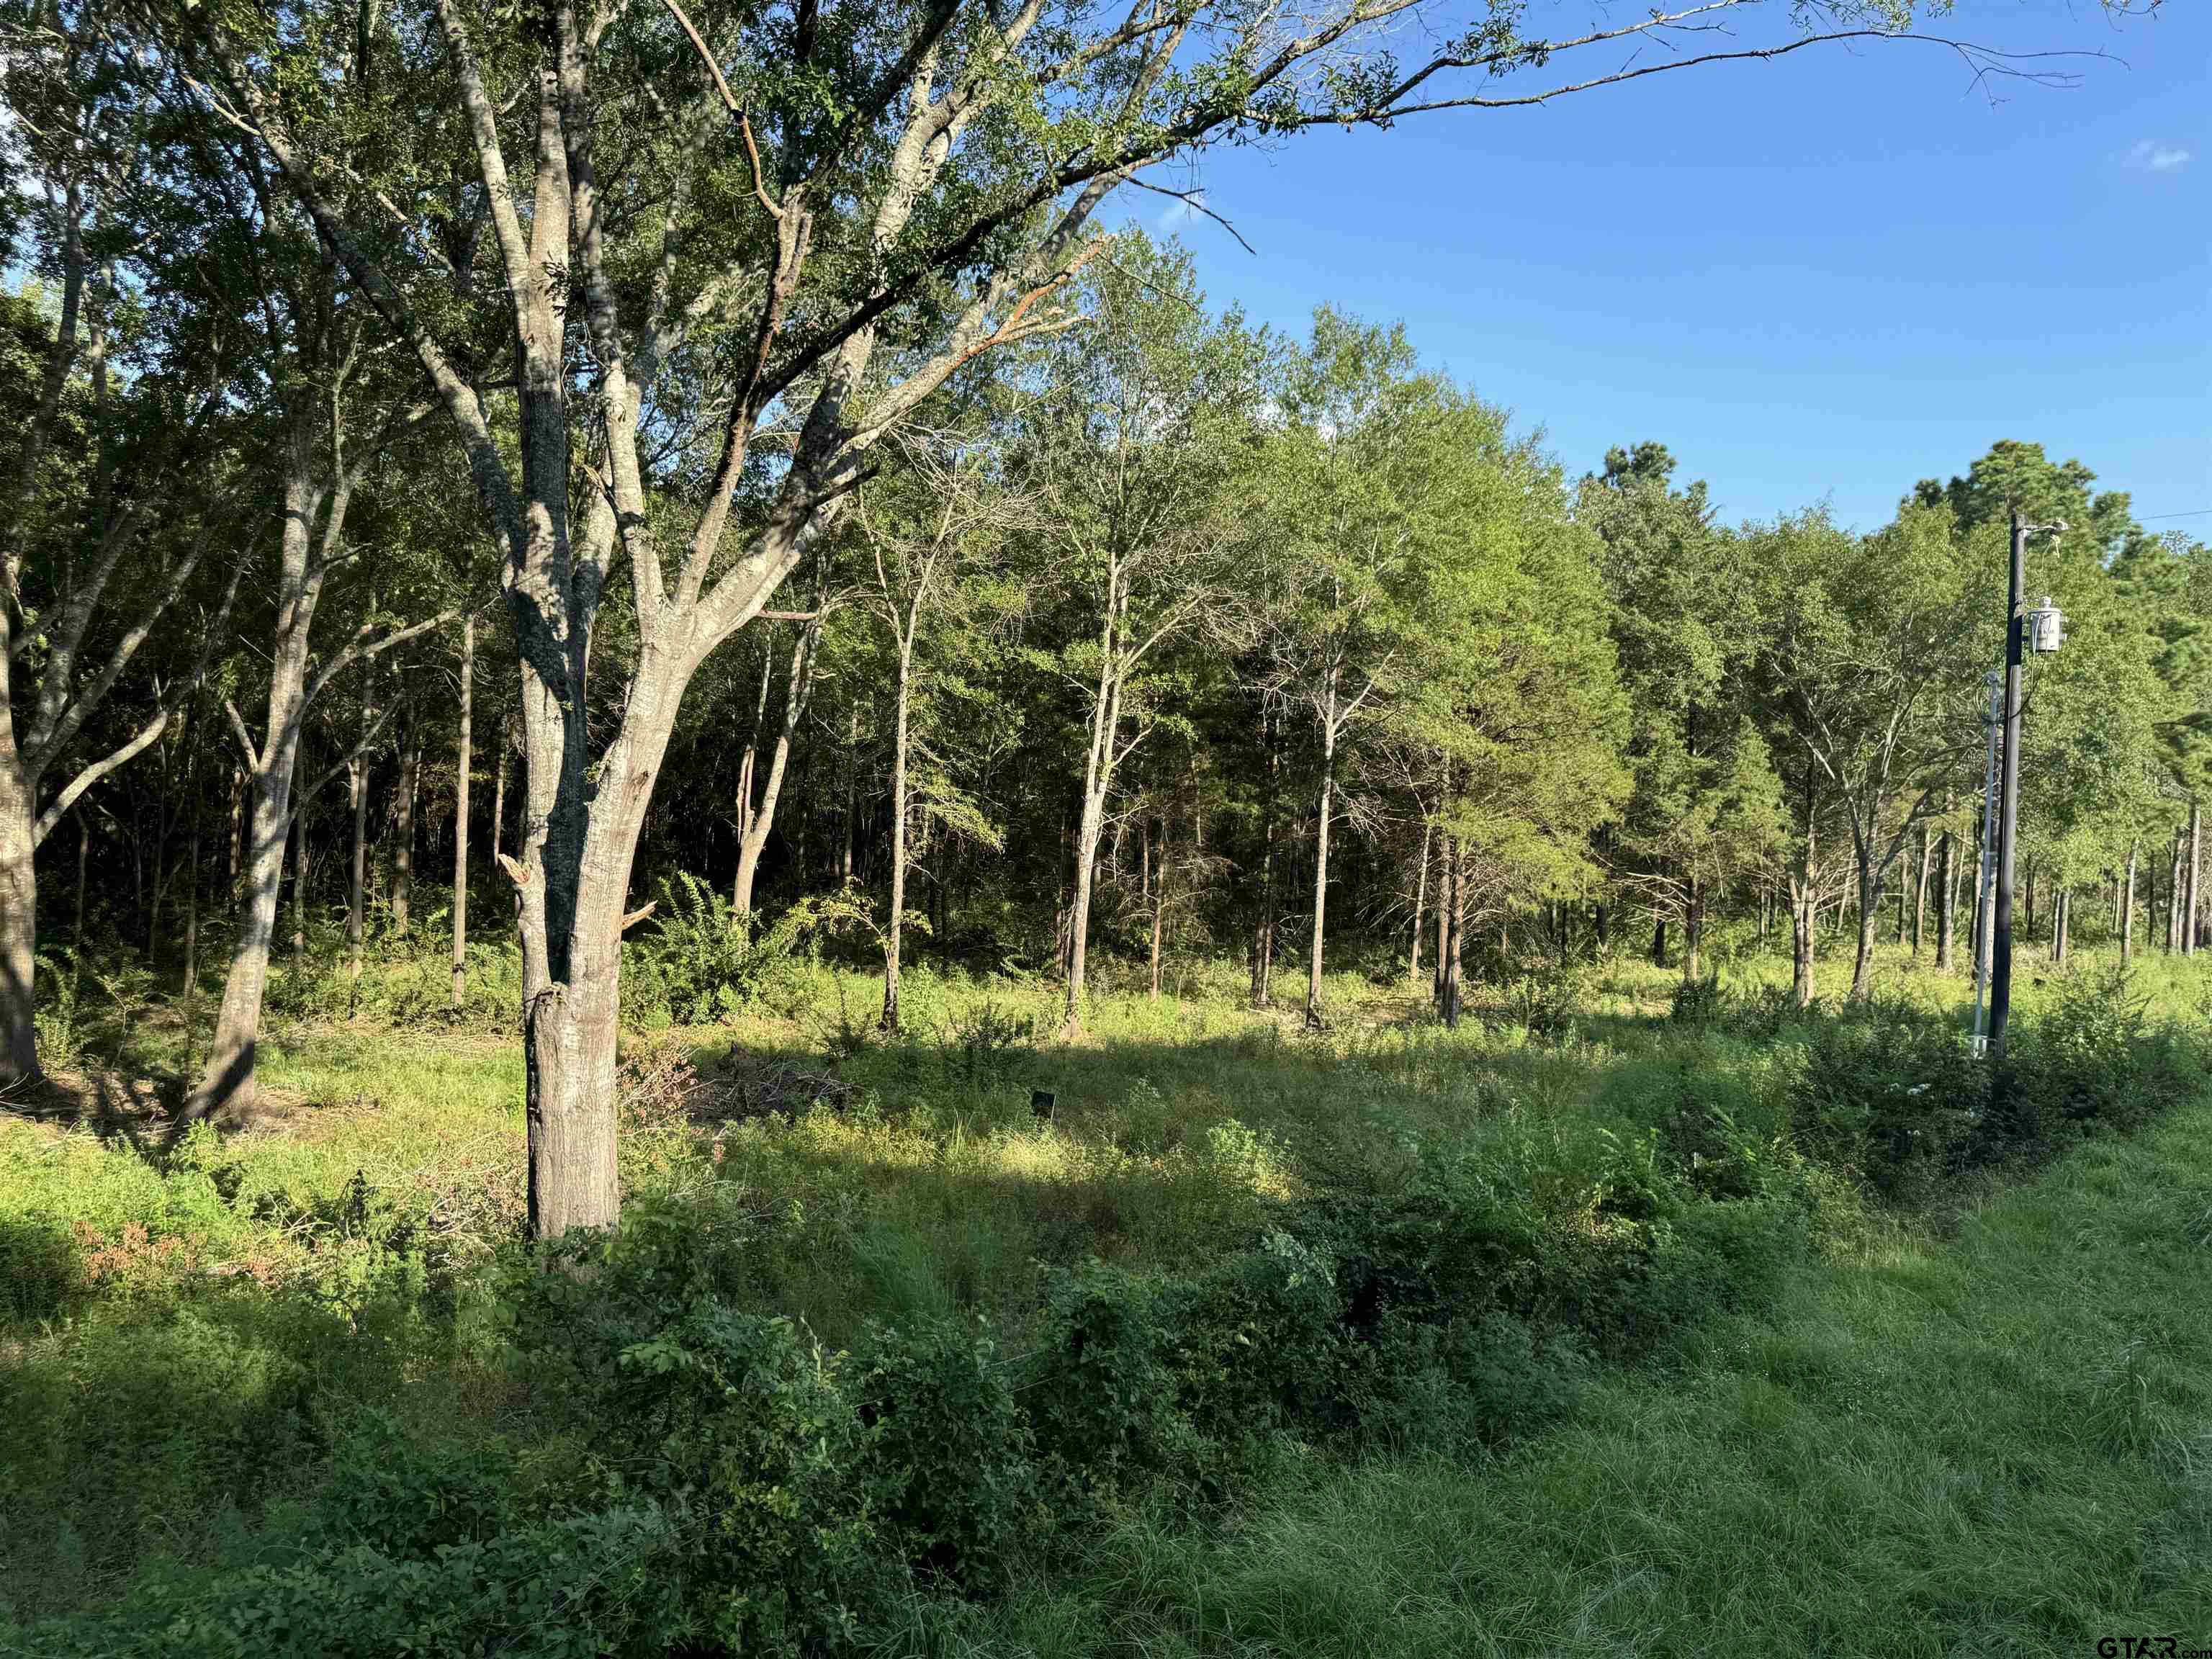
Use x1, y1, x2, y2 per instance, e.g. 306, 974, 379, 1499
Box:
2, 943, 2208, 1653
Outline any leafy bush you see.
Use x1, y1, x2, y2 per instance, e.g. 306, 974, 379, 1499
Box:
852, 1318, 1038, 1590
1499, 955, 1588, 1040
1668, 972, 1726, 1026
624, 874, 865, 1026
1788, 997, 1987, 1200
2008, 963, 2183, 1141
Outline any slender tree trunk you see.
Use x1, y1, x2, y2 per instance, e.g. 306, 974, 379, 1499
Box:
291, 793, 309, 973
732, 639, 772, 906
2169, 832, 2183, 953
1148, 818, 1166, 1002
881, 637, 912, 1033
1439, 838, 1463, 1026
1305, 665, 1339, 1028
186, 400, 338, 1122
181, 764, 202, 1035
2122, 840, 2137, 965
1408, 817, 1431, 986
74, 811, 89, 949
733, 616, 821, 917
1683, 875, 1703, 982
2054, 888, 2069, 965
2189, 803, 2202, 956
347, 717, 369, 996
1912, 828, 1930, 955
1251, 704, 1279, 1006
491, 732, 508, 870
1936, 830, 1956, 972
1848, 848, 1879, 1002
1064, 583, 1124, 1032
451, 615, 473, 1010
1650, 915, 1666, 968
391, 704, 418, 938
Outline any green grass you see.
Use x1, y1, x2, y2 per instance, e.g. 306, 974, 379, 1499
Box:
907, 1082, 2212, 1657
3, 936, 2208, 1650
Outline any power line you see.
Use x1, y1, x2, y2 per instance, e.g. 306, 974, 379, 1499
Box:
2140, 508, 2212, 521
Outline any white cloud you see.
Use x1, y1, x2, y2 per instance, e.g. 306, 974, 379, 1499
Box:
1158, 190, 1207, 228
2126, 138, 2191, 173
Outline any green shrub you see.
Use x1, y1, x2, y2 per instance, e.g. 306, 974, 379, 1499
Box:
1789, 997, 1987, 1199
1028, 1261, 1192, 1496
624, 875, 866, 1025
853, 1318, 1038, 1590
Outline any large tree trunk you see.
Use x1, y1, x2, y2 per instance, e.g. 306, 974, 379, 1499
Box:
881, 637, 912, 1032
0, 757, 36, 1084
451, 614, 473, 1010
732, 617, 820, 917
1305, 665, 1339, 1028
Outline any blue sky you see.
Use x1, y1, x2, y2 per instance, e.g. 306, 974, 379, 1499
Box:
1112, 1, 2209, 534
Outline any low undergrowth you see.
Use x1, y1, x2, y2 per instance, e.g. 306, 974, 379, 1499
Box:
1, 949, 2204, 1655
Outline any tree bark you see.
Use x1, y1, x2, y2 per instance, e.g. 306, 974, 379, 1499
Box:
1439, 837, 1463, 1026
291, 791, 310, 973
881, 634, 913, 1032
1848, 854, 1879, 1003
733, 616, 821, 917
1682, 875, 1703, 983
1251, 703, 1278, 1006
1936, 830, 1956, 972
0, 778, 35, 1081
1408, 816, 1431, 986
1650, 916, 1666, 969
731, 639, 773, 906
451, 614, 473, 1010
1064, 583, 1125, 1032
347, 698, 371, 996
391, 701, 418, 938
187, 397, 339, 1121
1912, 828, 1930, 956
2122, 840, 2137, 965
1305, 662, 1339, 1028
491, 729, 508, 870
1148, 818, 1166, 1002
2190, 803, 2203, 956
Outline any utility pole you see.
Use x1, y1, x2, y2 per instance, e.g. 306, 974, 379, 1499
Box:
1988, 508, 2067, 1074
1988, 511, 2027, 1069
